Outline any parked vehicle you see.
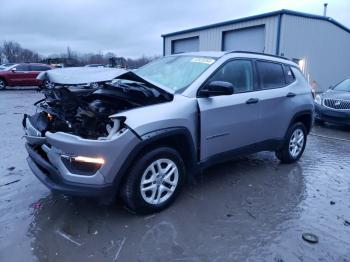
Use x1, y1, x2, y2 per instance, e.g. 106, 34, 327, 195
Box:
23, 51, 314, 214
84, 64, 105, 68
0, 63, 52, 90
314, 78, 350, 125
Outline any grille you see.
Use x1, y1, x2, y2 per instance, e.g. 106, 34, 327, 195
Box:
323, 98, 350, 110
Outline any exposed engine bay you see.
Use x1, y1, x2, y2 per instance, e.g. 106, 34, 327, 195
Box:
28, 76, 172, 139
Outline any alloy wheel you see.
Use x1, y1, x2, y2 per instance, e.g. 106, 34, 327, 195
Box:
140, 158, 179, 205
289, 128, 305, 158
0, 80, 5, 90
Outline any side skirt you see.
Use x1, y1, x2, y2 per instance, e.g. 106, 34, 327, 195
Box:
198, 139, 283, 170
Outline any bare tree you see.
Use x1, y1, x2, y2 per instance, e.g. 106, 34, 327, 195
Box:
0, 40, 160, 68
1, 41, 40, 63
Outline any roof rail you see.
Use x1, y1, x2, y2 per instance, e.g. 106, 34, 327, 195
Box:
228, 50, 290, 61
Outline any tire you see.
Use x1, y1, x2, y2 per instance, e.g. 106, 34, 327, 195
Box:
0, 79, 7, 90
40, 80, 52, 90
276, 122, 307, 164
121, 147, 186, 214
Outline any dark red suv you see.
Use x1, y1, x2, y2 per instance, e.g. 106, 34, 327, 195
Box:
0, 63, 52, 90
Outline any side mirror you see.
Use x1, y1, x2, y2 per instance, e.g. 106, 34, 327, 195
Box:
198, 81, 234, 97
328, 85, 333, 89
11, 68, 16, 73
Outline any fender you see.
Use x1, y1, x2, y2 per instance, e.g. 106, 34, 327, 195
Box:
112, 126, 197, 191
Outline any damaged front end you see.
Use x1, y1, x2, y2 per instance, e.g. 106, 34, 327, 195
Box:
25, 67, 173, 140
22, 67, 173, 196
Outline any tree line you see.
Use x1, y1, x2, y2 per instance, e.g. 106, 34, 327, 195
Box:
0, 41, 159, 68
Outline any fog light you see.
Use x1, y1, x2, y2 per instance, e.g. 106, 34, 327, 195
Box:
61, 155, 104, 175
73, 156, 105, 165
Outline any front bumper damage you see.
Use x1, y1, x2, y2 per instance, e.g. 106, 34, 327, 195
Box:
23, 114, 141, 197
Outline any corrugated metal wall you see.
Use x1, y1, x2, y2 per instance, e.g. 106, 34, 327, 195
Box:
280, 14, 350, 91
164, 16, 279, 55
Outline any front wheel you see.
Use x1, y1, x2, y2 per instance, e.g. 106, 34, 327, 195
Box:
276, 122, 307, 164
121, 147, 186, 214
40, 80, 53, 90
0, 79, 7, 90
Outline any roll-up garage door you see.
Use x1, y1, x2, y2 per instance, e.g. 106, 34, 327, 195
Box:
223, 26, 265, 52
172, 37, 199, 54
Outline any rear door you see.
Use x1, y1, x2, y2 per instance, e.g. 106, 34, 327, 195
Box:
255, 60, 297, 141
197, 59, 261, 161
29, 65, 51, 86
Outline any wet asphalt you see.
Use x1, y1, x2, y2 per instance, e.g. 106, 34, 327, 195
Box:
0, 88, 349, 262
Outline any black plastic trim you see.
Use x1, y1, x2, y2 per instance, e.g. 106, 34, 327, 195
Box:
112, 127, 198, 189
289, 110, 314, 134
199, 139, 283, 169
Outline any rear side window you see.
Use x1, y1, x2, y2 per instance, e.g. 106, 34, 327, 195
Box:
257, 61, 285, 89
31, 65, 51, 71
283, 65, 295, 84
15, 64, 30, 71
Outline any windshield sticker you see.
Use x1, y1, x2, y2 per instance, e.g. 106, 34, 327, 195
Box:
191, 57, 215, 65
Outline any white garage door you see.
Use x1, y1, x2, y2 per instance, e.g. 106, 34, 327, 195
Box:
223, 26, 265, 52
172, 37, 199, 54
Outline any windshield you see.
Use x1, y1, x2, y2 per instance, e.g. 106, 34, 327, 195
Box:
136, 55, 216, 91
0, 63, 16, 70
333, 79, 350, 92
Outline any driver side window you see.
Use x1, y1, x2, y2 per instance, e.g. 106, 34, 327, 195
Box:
209, 60, 253, 93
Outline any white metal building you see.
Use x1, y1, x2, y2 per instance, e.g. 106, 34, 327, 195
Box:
162, 9, 350, 91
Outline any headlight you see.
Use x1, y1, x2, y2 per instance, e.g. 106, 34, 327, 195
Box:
314, 95, 322, 105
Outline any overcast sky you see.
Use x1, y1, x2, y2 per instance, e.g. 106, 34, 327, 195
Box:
0, 0, 349, 58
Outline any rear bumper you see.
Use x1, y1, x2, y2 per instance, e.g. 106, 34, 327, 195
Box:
315, 104, 350, 125
26, 143, 114, 197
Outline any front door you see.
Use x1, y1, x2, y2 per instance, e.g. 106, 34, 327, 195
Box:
7, 64, 30, 86
197, 59, 261, 161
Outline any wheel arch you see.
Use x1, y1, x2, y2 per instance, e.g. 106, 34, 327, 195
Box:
0, 77, 8, 86
288, 110, 314, 134
113, 127, 198, 192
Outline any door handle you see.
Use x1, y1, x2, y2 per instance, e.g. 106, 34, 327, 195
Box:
286, 92, 296, 97
246, 98, 259, 104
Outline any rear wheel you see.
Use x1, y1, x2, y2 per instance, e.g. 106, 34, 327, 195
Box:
276, 122, 307, 163
0, 79, 6, 90
121, 147, 185, 214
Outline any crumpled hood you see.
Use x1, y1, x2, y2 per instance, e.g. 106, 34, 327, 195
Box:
37, 67, 127, 85
37, 67, 174, 95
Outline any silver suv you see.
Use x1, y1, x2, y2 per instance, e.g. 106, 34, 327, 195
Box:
23, 51, 314, 214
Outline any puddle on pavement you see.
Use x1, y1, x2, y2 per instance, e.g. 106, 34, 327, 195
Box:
23, 136, 350, 261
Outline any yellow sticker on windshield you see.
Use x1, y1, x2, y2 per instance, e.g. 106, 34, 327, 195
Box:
191, 58, 215, 65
